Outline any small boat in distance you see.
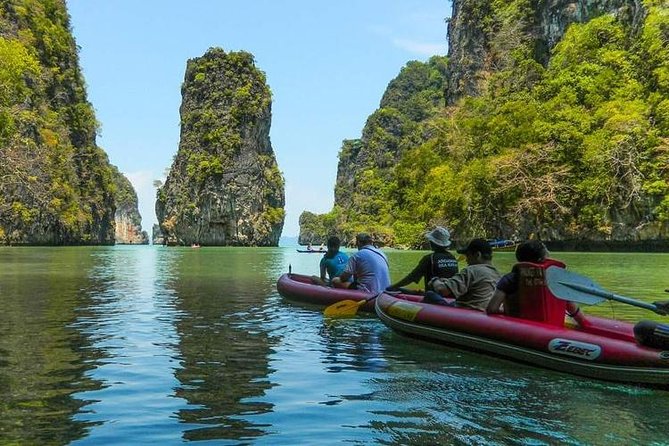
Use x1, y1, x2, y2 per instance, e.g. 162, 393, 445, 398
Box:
296, 243, 325, 253
488, 239, 518, 251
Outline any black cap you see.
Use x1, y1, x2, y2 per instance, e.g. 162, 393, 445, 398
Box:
456, 238, 492, 255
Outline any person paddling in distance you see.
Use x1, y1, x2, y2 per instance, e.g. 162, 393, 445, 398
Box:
423, 238, 501, 311
332, 233, 391, 294
311, 236, 349, 286
387, 226, 458, 292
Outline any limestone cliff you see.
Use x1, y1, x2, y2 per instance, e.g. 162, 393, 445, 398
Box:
297, 211, 331, 246
446, 0, 645, 104
0, 0, 116, 245
443, 0, 667, 246
156, 48, 285, 246
300, 0, 669, 249
152, 224, 165, 246
111, 166, 148, 244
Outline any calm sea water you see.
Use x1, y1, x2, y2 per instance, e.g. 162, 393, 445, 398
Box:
1, 246, 669, 445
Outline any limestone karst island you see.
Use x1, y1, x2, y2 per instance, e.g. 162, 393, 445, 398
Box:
155, 48, 285, 247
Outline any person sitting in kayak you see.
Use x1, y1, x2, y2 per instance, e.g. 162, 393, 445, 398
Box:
311, 236, 349, 286
387, 226, 458, 292
487, 240, 548, 314
332, 233, 391, 294
423, 238, 501, 311
486, 240, 581, 321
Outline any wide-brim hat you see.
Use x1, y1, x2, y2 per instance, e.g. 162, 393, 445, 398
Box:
425, 226, 451, 247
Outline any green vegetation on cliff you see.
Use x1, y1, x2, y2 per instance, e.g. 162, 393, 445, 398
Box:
0, 0, 116, 245
301, 1, 669, 247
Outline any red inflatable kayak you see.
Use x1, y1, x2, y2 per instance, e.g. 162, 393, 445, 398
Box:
375, 292, 669, 386
277, 273, 377, 312
277, 273, 423, 313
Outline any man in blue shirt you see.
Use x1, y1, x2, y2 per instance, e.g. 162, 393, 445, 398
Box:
332, 233, 390, 294
312, 236, 349, 285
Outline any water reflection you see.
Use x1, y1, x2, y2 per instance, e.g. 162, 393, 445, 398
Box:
166, 248, 282, 442
0, 248, 107, 444
364, 333, 669, 445
318, 319, 388, 374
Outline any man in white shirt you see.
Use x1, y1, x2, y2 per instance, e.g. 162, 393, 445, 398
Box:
332, 233, 390, 294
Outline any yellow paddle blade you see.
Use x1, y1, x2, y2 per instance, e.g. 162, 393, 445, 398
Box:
323, 299, 366, 318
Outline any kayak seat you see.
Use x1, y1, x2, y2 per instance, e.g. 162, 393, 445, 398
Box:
511, 260, 567, 327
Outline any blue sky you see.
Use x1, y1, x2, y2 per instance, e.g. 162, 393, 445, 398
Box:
66, 1, 451, 237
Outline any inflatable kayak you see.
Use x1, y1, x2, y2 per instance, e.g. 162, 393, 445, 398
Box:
277, 273, 423, 313
277, 273, 377, 312
375, 290, 669, 387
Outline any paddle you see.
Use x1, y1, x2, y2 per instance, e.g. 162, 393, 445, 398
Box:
395, 287, 425, 296
545, 266, 669, 315
323, 293, 380, 318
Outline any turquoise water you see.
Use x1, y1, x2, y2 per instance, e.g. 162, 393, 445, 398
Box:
1, 246, 668, 445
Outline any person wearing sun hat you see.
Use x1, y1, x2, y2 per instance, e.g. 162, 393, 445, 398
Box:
387, 226, 459, 292
424, 238, 501, 311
